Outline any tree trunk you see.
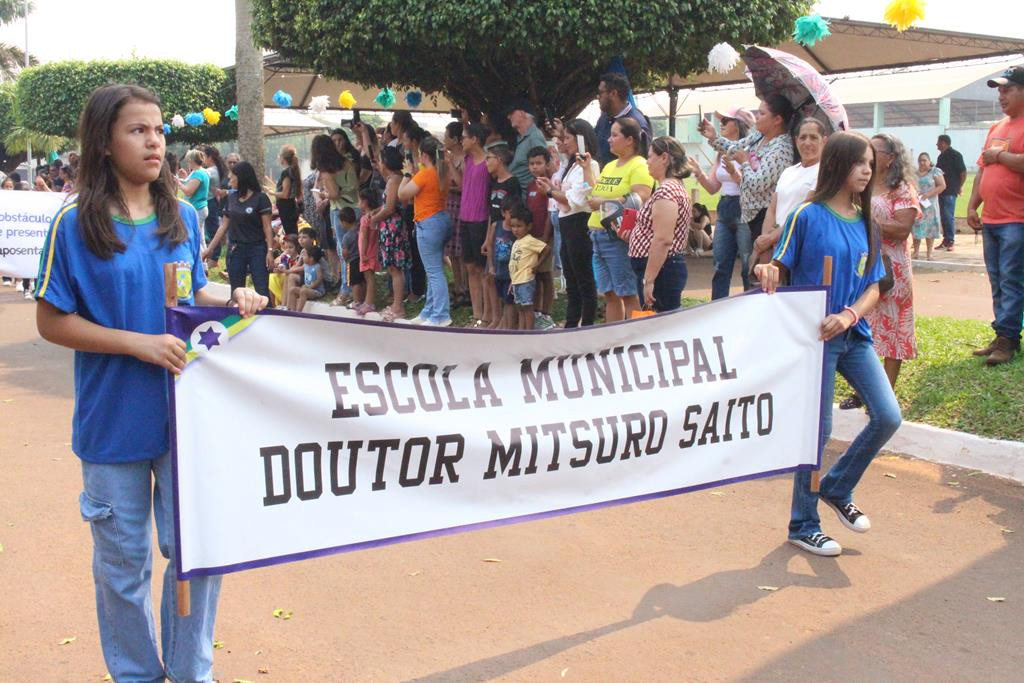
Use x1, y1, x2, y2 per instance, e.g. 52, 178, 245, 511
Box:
235, 0, 264, 180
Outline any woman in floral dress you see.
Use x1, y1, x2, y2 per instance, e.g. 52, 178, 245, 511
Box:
911, 152, 946, 261
865, 134, 921, 390
370, 147, 412, 321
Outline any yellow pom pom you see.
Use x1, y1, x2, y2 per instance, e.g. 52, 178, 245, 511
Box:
884, 0, 926, 32
338, 90, 357, 109
202, 107, 221, 125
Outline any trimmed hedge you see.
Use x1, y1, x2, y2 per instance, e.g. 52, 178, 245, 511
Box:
15, 59, 236, 144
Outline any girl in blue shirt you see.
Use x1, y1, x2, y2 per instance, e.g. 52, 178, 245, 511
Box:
754, 132, 902, 558
35, 83, 267, 682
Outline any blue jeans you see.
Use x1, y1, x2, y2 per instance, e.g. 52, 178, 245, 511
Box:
590, 229, 637, 297
790, 332, 902, 538
939, 194, 957, 245
631, 254, 688, 312
226, 241, 270, 297
982, 222, 1024, 343
711, 195, 751, 300
549, 210, 562, 271
416, 211, 453, 322
81, 452, 221, 682
330, 208, 351, 296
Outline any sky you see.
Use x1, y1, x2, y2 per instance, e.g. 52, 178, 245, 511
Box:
0, 0, 1021, 68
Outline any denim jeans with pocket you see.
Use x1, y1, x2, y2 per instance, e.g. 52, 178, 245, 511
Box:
711, 195, 751, 299
631, 254, 688, 312
789, 331, 902, 539
81, 452, 221, 682
982, 222, 1024, 343
939, 194, 957, 245
416, 210, 453, 322
226, 241, 270, 297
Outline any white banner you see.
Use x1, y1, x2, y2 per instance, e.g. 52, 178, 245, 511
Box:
0, 191, 68, 278
169, 289, 827, 578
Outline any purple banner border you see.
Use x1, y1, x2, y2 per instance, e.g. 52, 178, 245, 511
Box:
168, 285, 830, 579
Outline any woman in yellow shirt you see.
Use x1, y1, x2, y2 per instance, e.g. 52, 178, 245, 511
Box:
584, 118, 654, 321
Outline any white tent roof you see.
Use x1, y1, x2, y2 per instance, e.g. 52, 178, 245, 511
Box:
597, 55, 1023, 122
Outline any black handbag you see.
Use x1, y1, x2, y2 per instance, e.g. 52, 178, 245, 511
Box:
878, 254, 895, 294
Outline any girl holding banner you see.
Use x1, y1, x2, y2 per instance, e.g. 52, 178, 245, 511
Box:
34, 84, 267, 682
754, 132, 902, 557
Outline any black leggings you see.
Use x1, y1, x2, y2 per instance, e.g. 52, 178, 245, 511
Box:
277, 198, 299, 235
558, 212, 597, 327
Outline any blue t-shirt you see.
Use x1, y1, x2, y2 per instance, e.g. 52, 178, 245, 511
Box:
773, 202, 885, 341
304, 262, 323, 288
340, 228, 359, 262
186, 168, 210, 211
35, 200, 207, 463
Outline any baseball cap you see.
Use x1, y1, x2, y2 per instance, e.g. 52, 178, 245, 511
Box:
505, 98, 537, 117
714, 107, 755, 128
987, 66, 1024, 88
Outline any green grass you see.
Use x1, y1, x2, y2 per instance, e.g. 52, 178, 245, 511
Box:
835, 316, 1023, 442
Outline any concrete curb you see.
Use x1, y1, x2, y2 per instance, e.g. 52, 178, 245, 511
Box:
831, 405, 1024, 483
910, 259, 987, 273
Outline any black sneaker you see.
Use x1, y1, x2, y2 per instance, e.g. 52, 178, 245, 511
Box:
820, 496, 871, 533
789, 532, 842, 557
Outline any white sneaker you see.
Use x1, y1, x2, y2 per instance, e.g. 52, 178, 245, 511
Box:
24, 290, 34, 300
409, 316, 427, 325
820, 496, 871, 533
789, 532, 842, 557
15, 281, 24, 292
422, 318, 452, 327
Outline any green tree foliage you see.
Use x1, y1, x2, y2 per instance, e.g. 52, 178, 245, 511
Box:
0, 80, 24, 172
252, 0, 810, 119
15, 59, 237, 144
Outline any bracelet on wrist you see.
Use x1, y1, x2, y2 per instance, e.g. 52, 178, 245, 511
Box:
843, 306, 860, 325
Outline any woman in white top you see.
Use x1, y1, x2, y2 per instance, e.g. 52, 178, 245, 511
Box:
536, 119, 601, 327
752, 118, 828, 269
688, 107, 751, 299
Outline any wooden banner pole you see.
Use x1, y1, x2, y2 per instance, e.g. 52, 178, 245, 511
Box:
164, 262, 192, 618
811, 255, 834, 494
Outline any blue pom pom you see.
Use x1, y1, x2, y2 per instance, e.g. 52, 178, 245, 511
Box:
163, 123, 172, 135
404, 91, 423, 108
273, 90, 293, 108
793, 14, 831, 47
184, 112, 204, 127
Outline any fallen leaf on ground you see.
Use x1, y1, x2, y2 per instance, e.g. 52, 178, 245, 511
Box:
1001, 528, 1014, 534
0, 542, 4, 553
272, 608, 293, 620
233, 679, 255, 683
258, 668, 269, 674
987, 597, 1006, 602
709, 491, 725, 497
967, 471, 981, 477
2, 399, 14, 403
102, 675, 112, 681
58, 636, 76, 645
482, 558, 502, 563
883, 473, 897, 479
946, 481, 960, 487
561, 667, 569, 677
408, 570, 422, 576
213, 640, 226, 649
757, 585, 780, 592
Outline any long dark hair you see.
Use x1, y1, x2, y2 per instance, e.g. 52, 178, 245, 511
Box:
76, 83, 185, 260
419, 135, 442, 167
202, 145, 228, 183
280, 144, 301, 195
331, 128, 360, 167
310, 134, 343, 174
808, 131, 878, 274
565, 118, 598, 157
231, 161, 262, 197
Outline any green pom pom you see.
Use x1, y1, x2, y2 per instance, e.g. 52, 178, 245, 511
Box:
374, 88, 396, 108
793, 14, 831, 47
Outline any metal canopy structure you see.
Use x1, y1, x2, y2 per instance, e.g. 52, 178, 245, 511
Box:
665, 18, 1024, 90
659, 18, 1024, 135
232, 54, 456, 115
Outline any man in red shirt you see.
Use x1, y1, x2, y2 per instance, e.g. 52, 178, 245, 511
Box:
968, 65, 1024, 365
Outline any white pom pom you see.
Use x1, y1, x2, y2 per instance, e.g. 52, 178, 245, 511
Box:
171, 114, 185, 129
707, 42, 741, 74
308, 95, 329, 115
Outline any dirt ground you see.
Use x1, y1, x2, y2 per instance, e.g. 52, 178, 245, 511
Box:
0, 270, 1020, 682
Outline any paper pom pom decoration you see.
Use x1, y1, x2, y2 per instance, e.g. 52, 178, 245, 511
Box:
202, 107, 221, 125
272, 90, 293, 107
707, 42, 740, 74
170, 114, 185, 128
224, 105, 239, 121
184, 112, 204, 127
337, 90, 357, 109
308, 95, 329, 114
404, 91, 423, 108
883, 0, 925, 32
162, 123, 172, 135
374, 87, 396, 108
793, 14, 831, 46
